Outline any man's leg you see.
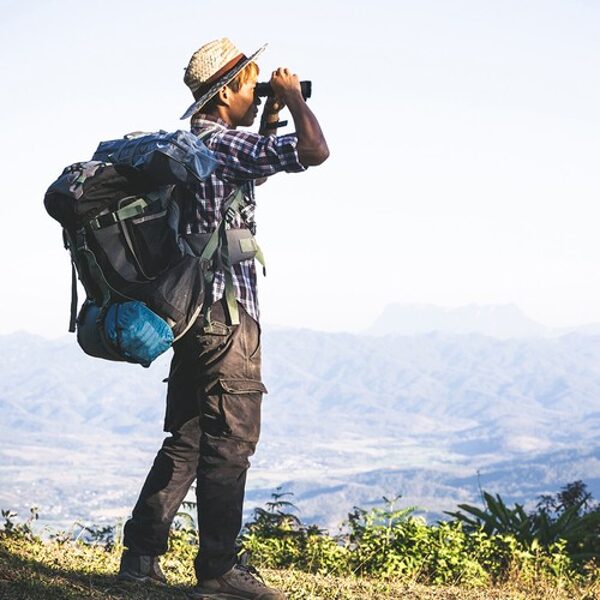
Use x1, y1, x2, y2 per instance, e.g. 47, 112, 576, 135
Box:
122, 302, 267, 587
192, 304, 265, 582
122, 330, 202, 561
194, 382, 262, 580
122, 416, 200, 556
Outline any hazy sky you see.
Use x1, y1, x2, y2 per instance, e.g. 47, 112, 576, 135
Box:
1, 0, 599, 338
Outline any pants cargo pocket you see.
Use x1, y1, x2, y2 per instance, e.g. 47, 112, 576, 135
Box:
202, 378, 267, 443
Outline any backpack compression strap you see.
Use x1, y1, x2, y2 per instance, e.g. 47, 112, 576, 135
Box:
198, 186, 246, 326
88, 194, 160, 231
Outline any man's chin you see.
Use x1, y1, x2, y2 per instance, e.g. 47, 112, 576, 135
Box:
243, 114, 258, 128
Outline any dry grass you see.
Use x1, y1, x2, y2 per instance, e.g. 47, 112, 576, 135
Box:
1, 533, 599, 599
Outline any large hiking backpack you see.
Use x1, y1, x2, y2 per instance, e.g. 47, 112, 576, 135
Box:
44, 130, 226, 367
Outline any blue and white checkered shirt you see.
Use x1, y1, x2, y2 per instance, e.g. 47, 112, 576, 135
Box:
179, 114, 306, 322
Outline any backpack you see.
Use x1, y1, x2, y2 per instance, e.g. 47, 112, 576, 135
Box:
44, 129, 236, 367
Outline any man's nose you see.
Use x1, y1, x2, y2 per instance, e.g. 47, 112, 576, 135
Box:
254, 93, 261, 106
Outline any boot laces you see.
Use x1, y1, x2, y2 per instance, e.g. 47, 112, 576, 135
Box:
235, 563, 266, 588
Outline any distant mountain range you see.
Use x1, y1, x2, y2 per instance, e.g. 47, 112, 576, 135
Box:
2, 304, 600, 531
367, 302, 600, 338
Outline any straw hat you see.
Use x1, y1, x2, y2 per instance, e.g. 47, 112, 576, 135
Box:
181, 38, 267, 120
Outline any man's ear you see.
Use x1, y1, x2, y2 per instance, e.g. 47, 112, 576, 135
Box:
216, 85, 230, 106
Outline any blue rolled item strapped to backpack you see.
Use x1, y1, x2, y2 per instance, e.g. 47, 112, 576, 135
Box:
77, 300, 174, 368
44, 130, 221, 367
103, 302, 174, 366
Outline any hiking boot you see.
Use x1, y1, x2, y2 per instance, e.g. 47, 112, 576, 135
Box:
118, 550, 167, 585
188, 564, 286, 599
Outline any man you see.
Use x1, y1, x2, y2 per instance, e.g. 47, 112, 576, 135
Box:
118, 38, 329, 600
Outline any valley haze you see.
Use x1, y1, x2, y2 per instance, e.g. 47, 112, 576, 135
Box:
1, 303, 599, 533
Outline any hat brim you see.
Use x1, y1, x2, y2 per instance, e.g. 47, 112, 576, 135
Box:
180, 44, 267, 120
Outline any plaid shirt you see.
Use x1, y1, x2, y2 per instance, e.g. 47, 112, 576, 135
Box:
180, 114, 306, 322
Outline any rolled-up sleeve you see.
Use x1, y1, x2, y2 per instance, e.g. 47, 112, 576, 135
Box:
207, 130, 307, 183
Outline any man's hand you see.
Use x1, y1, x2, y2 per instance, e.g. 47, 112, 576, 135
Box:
258, 69, 296, 139
263, 95, 285, 115
259, 67, 299, 133
269, 67, 302, 103
259, 95, 285, 135
267, 67, 329, 167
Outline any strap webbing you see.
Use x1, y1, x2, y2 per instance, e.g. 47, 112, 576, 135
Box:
195, 189, 246, 263
198, 187, 246, 326
199, 226, 221, 262
222, 188, 246, 325
220, 221, 239, 325
69, 260, 78, 332
254, 244, 267, 276
89, 196, 149, 230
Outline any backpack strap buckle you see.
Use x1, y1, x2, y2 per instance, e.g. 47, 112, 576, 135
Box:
88, 197, 149, 230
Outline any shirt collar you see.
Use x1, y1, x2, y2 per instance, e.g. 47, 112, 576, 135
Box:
190, 113, 230, 132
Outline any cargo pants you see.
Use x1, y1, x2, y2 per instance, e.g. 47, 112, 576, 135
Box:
123, 301, 265, 581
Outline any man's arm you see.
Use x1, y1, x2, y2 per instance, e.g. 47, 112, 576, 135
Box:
201, 127, 306, 184
270, 67, 330, 167
255, 97, 285, 185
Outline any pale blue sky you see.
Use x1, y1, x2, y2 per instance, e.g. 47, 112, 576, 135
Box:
1, 0, 599, 337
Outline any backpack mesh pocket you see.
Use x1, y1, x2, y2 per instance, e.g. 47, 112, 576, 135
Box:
126, 207, 179, 278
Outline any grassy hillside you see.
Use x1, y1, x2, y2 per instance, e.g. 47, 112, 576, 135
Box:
2, 484, 600, 599
0, 530, 598, 600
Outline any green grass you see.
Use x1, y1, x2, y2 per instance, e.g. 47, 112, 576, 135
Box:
3, 484, 600, 599
2, 532, 600, 599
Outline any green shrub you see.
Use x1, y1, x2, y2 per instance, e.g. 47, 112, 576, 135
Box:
240, 489, 350, 575
2, 482, 598, 589
238, 490, 588, 587
446, 481, 600, 570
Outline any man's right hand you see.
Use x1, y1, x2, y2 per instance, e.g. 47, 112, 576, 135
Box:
269, 67, 303, 103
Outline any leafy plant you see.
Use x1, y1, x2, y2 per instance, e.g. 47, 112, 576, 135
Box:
445, 481, 600, 568
240, 487, 596, 586
537, 480, 599, 516
173, 483, 200, 547
72, 522, 117, 550
241, 488, 347, 575
1, 507, 38, 540
445, 491, 538, 541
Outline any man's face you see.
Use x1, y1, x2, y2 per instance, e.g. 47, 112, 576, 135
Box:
227, 76, 260, 128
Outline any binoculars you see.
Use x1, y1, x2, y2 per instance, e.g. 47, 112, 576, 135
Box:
255, 81, 312, 100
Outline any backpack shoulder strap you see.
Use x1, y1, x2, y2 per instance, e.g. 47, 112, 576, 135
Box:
198, 186, 245, 326
63, 229, 78, 333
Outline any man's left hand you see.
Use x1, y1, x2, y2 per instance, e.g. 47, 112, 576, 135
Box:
259, 96, 284, 136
